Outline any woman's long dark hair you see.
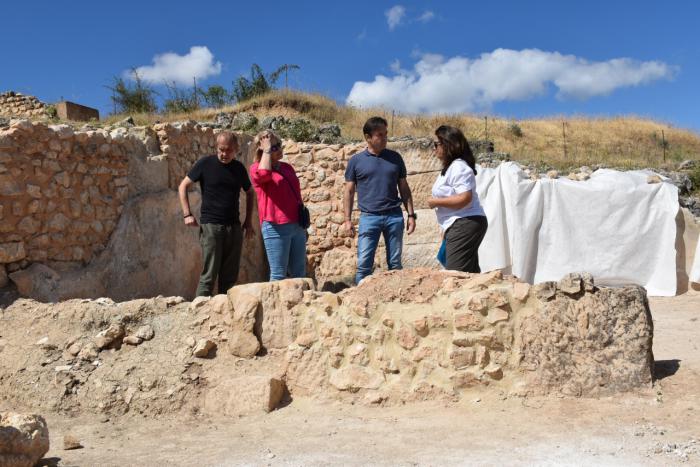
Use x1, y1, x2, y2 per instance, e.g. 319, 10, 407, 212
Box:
435, 125, 477, 176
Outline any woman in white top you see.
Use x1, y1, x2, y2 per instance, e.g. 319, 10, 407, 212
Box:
428, 125, 488, 273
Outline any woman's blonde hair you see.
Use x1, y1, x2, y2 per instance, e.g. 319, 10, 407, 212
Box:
253, 129, 282, 162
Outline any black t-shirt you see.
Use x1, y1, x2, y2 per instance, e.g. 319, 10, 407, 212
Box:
187, 155, 252, 225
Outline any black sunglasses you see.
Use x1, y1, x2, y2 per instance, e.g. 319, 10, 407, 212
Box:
270, 144, 281, 152
432, 141, 443, 149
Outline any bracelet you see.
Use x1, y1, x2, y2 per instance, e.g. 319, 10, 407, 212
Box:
183, 214, 192, 218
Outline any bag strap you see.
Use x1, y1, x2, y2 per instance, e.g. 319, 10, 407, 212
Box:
275, 164, 303, 205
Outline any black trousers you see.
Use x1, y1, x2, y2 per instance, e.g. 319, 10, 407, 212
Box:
196, 223, 243, 296
445, 216, 488, 273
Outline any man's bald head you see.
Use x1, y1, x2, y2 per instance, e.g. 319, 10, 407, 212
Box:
215, 131, 239, 164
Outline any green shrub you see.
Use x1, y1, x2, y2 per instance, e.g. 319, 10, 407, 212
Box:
45, 105, 58, 120
508, 122, 523, 138
201, 85, 230, 108
163, 82, 199, 114
688, 166, 700, 194
106, 70, 158, 114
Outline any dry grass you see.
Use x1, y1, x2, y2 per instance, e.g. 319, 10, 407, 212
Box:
102, 90, 700, 170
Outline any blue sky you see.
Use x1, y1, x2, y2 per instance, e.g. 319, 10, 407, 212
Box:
2, 0, 699, 131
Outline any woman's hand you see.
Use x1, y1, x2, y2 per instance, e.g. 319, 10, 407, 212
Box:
260, 134, 272, 153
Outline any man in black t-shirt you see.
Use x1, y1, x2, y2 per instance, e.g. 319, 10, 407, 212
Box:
178, 132, 254, 296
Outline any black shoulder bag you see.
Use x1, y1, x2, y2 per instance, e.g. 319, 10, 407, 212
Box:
277, 166, 311, 229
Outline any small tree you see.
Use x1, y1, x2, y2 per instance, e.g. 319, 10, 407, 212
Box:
162, 81, 199, 114
269, 64, 300, 89
106, 69, 158, 114
232, 64, 273, 102
200, 85, 230, 108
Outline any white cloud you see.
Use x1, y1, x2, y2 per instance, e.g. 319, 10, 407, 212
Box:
127, 46, 222, 85
385, 5, 406, 30
346, 48, 676, 113
389, 59, 403, 73
417, 10, 435, 22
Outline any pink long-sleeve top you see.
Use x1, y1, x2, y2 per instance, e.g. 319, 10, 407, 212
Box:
250, 161, 301, 225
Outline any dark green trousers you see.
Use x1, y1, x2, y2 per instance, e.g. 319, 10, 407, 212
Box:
196, 223, 243, 297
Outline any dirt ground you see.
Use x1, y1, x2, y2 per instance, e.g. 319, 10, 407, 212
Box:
4, 291, 699, 466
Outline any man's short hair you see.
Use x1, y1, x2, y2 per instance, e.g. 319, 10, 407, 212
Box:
216, 131, 238, 146
363, 116, 388, 137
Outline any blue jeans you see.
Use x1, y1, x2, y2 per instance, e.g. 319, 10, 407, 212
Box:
261, 221, 307, 281
356, 210, 404, 284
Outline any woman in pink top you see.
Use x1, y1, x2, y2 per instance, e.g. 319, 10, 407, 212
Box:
250, 130, 307, 281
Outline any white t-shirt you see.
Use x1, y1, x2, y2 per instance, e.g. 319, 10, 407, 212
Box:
431, 159, 485, 231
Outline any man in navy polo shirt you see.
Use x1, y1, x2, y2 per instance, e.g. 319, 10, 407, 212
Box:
343, 116, 416, 284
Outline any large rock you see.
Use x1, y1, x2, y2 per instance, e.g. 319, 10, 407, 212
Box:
227, 278, 314, 349
0, 242, 26, 263
0, 412, 50, 467
283, 269, 654, 403
203, 375, 285, 416
517, 282, 654, 395
227, 330, 260, 358
9, 264, 60, 299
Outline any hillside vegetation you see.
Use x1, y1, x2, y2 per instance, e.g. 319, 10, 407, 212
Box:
101, 90, 700, 171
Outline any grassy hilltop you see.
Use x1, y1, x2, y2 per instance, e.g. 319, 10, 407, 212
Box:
102, 90, 700, 172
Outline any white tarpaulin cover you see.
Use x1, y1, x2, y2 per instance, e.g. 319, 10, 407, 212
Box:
691, 233, 700, 284
475, 162, 679, 296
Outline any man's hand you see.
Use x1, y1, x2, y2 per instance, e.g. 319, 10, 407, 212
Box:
242, 219, 255, 239
184, 214, 198, 227
343, 220, 355, 237
406, 216, 416, 234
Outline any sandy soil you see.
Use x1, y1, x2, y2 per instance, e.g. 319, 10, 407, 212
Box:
6, 291, 700, 466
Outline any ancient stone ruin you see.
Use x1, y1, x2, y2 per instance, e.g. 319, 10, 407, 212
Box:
0, 92, 48, 120
0, 115, 668, 463
0, 270, 654, 426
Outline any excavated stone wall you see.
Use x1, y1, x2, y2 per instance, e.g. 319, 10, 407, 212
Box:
0, 92, 48, 119
1, 117, 696, 300
0, 122, 128, 268
0, 271, 653, 419
0, 119, 267, 300
283, 270, 654, 402
0, 118, 440, 299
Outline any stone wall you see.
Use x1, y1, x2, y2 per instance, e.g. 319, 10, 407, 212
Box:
0, 119, 267, 300
154, 121, 218, 190
0, 271, 654, 417
281, 270, 654, 401
0, 121, 128, 271
279, 138, 443, 284
1, 117, 696, 300
0, 92, 48, 118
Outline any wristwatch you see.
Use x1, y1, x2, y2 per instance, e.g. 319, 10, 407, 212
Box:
407, 212, 417, 219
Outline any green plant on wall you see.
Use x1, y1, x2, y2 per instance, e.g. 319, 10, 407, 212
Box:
44, 105, 58, 120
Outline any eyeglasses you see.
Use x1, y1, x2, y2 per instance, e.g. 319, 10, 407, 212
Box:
432, 141, 443, 149
270, 144, 281, 152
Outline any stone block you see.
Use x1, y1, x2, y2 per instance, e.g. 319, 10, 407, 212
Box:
203, 375, 285, 415
0, 412, 50, 467
55, 101, 99, 122
227, 330, 260, 358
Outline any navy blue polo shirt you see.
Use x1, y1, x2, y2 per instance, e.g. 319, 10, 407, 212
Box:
345, 148, 407, 214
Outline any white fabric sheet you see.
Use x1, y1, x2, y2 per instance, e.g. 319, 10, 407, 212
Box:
475, 162, 679, 296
